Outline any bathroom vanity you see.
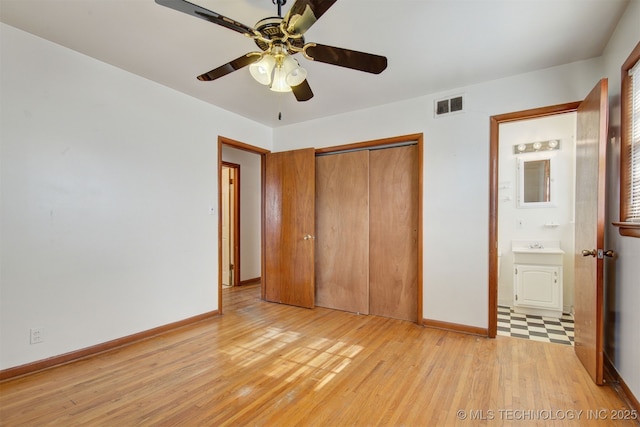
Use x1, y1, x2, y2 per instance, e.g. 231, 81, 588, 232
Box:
512, 240, 564, 318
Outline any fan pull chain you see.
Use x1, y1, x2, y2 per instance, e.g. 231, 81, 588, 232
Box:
277, 91, 285, 121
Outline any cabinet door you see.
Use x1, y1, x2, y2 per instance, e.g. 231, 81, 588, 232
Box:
514, 265, 561, 310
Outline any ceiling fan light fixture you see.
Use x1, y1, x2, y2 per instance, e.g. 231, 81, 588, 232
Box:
249, 55, 276, 85
284, 57, 307, 87
157, 0, 388, 103
270, 64, 292, 92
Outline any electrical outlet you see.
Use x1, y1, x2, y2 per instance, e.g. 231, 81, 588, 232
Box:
30, 328, 43, 344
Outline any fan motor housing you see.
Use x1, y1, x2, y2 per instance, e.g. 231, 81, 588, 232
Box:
254, 17, 305, 53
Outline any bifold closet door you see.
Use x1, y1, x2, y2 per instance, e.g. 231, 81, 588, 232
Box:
315, 150, 370, 314
369, 145, 419, 321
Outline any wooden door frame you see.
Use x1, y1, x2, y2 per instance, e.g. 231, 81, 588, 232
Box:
316, 133, 424, 325
488, 103, 580, 337
222, 161, 241, 287
218, 136, 270, 314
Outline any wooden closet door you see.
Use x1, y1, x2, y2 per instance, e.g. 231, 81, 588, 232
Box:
369, 145, 419, 321
315, 151, 370, 314
264, 148, 316, 308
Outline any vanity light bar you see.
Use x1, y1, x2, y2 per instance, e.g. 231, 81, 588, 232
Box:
513, 139, 560, 154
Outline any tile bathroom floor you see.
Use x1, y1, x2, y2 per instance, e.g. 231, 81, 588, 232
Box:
497, 305, 574, 346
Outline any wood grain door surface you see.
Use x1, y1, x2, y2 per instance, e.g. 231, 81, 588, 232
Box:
264, 148, 316, 308
574, 79, 608, 385
315, 151, 370, 314
369, 145, 419, 321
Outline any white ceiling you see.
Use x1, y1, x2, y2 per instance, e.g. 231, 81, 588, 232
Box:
0, 0, 629, 128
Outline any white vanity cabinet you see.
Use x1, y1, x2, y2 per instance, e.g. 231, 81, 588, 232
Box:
512, 241, 564, 318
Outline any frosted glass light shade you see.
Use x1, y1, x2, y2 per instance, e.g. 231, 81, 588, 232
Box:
250, 51, 307, 92
249, 55, 276, 85
270, 65, 292, 92
284, 56, 307, 87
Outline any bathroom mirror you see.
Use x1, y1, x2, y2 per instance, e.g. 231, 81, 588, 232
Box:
517, 157, 556, 208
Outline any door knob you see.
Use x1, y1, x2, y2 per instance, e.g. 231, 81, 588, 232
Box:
303, 234, 315, 240
582, 249, 615, 258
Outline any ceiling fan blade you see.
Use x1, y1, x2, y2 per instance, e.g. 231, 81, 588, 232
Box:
197, 54, 261, 82
156, 0, 258, 37
292, 79, 314, 102
304, 44, 388, 74
283, 0, 337, 36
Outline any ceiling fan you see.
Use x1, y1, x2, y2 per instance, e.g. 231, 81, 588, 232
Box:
155, 0, 388, 102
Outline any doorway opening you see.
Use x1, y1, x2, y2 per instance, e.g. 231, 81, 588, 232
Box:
488, 102, 581, 338
218, 136, 269, 314
495, 111, 578, 346
221, 162, 240, 289
491, 80, 610, 386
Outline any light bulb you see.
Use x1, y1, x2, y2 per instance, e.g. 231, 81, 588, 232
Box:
517, 144, 526, 152
533, 142, 542, 150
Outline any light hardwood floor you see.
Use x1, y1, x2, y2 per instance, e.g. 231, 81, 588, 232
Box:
1, 284, 637, 426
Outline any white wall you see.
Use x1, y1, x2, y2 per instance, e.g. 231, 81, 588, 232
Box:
221, 145, 262, 282
0, 24, 271, 370
274, 59, 602, 328
497, 114, 577, 313
601, 0, 640, 402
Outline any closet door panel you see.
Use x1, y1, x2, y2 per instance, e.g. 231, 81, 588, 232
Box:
369, 145, 419, 321
315, 151, 370, 314
264, 148, 316, 308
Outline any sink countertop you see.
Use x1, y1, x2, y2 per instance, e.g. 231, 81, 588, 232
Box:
511, 240, 564, 254
512, 247, 565, 254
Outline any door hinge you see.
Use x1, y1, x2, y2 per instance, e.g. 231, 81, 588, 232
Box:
515, 294, 518, 301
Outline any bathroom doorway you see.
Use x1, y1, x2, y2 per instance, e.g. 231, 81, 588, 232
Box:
490, 80, 610, 385
489, 103, 580, 346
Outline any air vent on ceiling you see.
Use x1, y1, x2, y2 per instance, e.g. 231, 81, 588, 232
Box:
434, 94, 465, 117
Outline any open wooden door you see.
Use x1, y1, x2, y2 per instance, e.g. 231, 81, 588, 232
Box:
264, 148, 316, 308
574, 78, 609, 385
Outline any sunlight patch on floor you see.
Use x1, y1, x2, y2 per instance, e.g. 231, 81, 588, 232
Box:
221, 325, 364, 391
